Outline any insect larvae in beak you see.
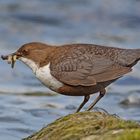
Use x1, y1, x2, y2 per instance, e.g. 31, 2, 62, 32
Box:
7, 55, 12, 64
11, 55, 17, 68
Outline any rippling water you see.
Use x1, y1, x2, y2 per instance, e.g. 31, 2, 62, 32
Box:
0, 0, 140, 140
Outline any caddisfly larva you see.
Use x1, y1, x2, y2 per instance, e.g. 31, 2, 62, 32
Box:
11, 55, 17, 68
7, 55, 12, 64
6, 55, 17, 68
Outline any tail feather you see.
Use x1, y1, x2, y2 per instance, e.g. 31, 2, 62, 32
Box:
117, 49, 140, 67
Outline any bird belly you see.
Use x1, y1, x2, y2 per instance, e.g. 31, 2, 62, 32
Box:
36, 63, 64, 92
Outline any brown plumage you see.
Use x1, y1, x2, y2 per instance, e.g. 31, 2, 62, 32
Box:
1, 42, 140, 112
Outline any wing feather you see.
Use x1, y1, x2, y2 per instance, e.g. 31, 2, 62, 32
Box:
50, 56, 131, 86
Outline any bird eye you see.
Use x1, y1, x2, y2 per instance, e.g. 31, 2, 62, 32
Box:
22, 49, 29, 55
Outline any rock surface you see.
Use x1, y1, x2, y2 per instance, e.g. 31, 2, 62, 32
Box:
23, 111, 140, 140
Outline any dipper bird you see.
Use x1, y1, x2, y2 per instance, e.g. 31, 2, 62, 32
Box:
1, 42, 140, 112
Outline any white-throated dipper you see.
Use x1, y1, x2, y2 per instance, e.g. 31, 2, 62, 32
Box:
1, 42, 140, 112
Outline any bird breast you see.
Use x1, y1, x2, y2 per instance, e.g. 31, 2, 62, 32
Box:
36, 63, 64, 91
19, 57, 63, 91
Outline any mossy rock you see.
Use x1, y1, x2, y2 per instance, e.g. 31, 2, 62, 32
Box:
23, 111, 140, 140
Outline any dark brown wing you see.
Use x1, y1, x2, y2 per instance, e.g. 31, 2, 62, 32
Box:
50, 56, 131, 86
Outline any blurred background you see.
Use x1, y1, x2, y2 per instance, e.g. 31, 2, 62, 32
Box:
0, 0, 140, 139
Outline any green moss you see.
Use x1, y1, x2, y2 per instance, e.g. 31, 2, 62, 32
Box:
115, 129, 140, 140
23, 112, 140, 140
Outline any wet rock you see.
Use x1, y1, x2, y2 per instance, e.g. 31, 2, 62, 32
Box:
22, 92, 57, 97
23, 111, 140, 140
120, 92, 140, 106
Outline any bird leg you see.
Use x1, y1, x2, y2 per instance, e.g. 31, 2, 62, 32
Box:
86, 88, 106, 111
76, 95, 90, 113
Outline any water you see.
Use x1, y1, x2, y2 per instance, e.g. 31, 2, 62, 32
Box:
0, 0, 140, 139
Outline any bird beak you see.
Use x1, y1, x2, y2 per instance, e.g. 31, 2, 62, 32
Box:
1, 52, 21, 68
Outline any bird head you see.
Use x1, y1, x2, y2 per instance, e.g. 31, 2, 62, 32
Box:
1, 42, 53, 69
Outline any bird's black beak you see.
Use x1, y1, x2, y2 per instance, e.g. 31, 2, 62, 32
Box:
1, 52, 21, 68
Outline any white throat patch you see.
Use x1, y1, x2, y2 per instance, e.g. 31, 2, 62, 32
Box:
19, 57, 63, 91
19, 57, 38, 73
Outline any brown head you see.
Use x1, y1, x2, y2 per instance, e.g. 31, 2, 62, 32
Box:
1, 42, 55, 68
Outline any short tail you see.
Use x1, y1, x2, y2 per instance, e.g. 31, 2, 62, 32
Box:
117, 49, 140, 67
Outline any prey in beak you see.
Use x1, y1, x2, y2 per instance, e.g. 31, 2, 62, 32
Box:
1, 53, 18, 68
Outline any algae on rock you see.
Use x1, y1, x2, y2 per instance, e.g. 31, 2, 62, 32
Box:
23, 111, 140, 140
